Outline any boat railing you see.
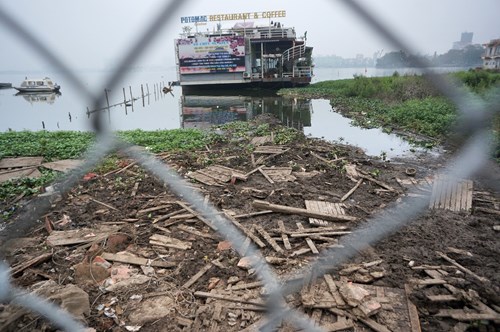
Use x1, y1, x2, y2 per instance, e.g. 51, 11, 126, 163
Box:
186, 26, 296, 39
282, 44, 306, 62
293, 66, 313, 77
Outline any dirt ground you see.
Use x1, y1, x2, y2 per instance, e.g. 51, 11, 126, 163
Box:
0, 116, 499, 332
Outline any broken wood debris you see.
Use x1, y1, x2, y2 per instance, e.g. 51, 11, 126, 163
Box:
436, 251, 489, 283
253, 200, 357, 222
149, 234, 192, 250
46, 225, 121, 246
341, 178, 363, 202
429, 176, 473, 212
296, 222, 319, 254
194, 291, 265, 306
100, 252, 175, 268
182, 263, 213, 288
187, 165, 247, 186
277, 220, 292, 250
254, 225, 283, 253
225, 213, 266, 248
305, 200, 349, 226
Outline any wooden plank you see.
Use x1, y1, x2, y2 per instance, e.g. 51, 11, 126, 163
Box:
253, 200, 356, 222
435, 309, 500, 321
10, 252, 52, 277
194, 292, 264, 306
182, 263, 212, 288
225, 213, 266, 248
0, 157, 43, 168
230, 281, 263, 291
426, 294, 459, 302
466, 180, 473, 212
358, 317, 392, 332
46, 225, 120, 246
341, 178, 363, 202
405, 284, 422, 332
297, 222, 319, 254
41, 159, 83, 173
149, 234, 192, 250
101, 252, 176, 268
254, 225, 283, 253
177, 224, 217, 240
176, 201, 218, 231
277, 220, 291, 250
0, 167, 42, 183
258, 167, 275, 184
436, 251, 488, 283
324, 274, 346, 307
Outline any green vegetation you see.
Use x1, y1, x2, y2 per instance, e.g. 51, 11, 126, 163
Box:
278, 70, 500, 150
0, 131, 95, 161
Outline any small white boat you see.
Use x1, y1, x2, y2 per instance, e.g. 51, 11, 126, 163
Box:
14, 77, 60, 93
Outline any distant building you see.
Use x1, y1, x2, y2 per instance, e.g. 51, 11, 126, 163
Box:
482, 38, 500, 69
452, 32, 474, 50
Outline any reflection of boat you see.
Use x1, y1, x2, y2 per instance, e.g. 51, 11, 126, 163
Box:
175, 12, 313, 93
15, 91, 61, 105
14, 77, 60, 92
0, 83, 12, 89
180, 94, 311, 130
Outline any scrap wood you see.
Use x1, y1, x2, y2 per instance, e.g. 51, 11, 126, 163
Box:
182, 263, 213, 288
474, 206, 500, 216
131, 182, 139, 197
285, 226, 349, 234
359, 173, 399, 193
297, 222, 319, 254
46, 225, 121, 246
150, 234, 192, 250
253, 200, 357, 222
234, 210, 273, 219
137, 204, 173, 216
254, 225, 283, 253
230, 281, 263, 291
0, 157, 43, 169
324, 274, 347, 308
100, 252, 175, 268
436, 251, 489, 283
0, 167, 42, 183
277, 220, 291, 250
90, 197, 118, 211
290, 231, 351, 238
258, 167, 274, 184
10, 252, 53, 277
404, 284, 422, 332
310, 151, 344, 165
153, 208, 187, 224
260, 167, 296, 182
177, 201, 217, 231
358, 317, 392, 332
41, 159, 83, 173
341, 178, 363, 202
194, 291, 265, 306
225, 213, 266, 248
177, 224, 217, 240
435, 309, 500, 321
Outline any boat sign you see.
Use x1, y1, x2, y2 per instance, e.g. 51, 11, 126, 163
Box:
181, 10, 286, 24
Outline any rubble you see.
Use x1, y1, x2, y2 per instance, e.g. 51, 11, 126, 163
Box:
1, 120, 499, 331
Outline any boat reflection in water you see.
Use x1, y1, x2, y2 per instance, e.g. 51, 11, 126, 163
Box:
180, 93, 311, 131
15, 91, 62, 105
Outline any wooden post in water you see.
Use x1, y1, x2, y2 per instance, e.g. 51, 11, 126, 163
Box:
105, 89, 111, 124
146, 83, 150, 105
129, 86, 135, 112
122, 87, 128, 115
141, 84, 145, 107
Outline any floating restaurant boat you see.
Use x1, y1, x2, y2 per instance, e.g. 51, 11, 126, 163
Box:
175, 10, 313, 93
14, 77, 60, 93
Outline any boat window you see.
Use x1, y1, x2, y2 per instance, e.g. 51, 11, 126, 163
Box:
37, 81, 44, 86
47, 81, 53, 85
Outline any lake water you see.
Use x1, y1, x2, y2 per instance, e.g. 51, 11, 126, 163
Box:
0, 66, 464, 158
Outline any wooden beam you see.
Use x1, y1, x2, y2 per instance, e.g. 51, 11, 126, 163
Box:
253, 200, 357, 222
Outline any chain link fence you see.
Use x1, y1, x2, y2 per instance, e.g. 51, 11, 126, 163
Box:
0, 1, 498, 331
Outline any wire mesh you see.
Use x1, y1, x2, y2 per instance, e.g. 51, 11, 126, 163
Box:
0, 0, 498, 331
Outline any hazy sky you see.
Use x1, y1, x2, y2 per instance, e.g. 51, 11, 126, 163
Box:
0, 0, 498, 71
